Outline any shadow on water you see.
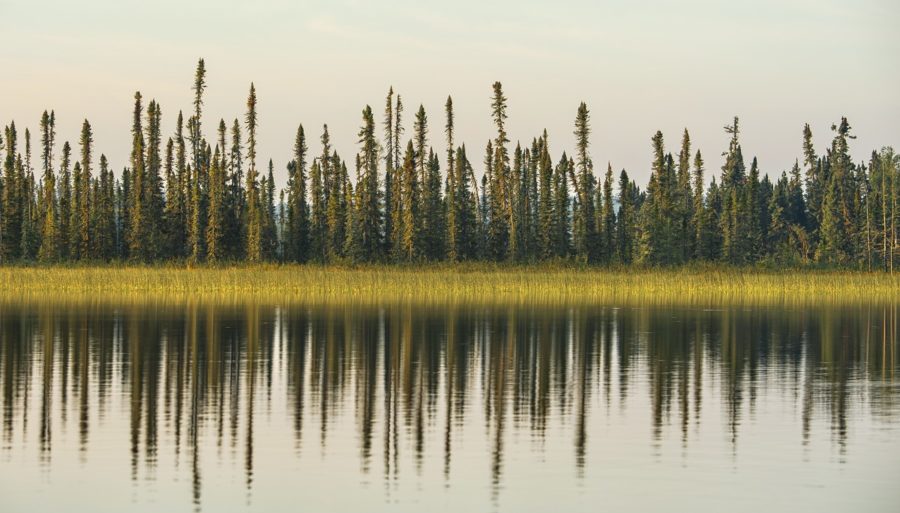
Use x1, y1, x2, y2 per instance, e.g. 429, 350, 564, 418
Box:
0, 300, 897, 511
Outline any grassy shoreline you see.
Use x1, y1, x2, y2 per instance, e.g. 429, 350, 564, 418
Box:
1, 264, 897, 305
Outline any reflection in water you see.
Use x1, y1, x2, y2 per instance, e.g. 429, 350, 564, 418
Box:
1, 302, 898, 512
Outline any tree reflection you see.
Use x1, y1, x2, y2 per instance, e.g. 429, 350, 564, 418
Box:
0, 300, 896, 508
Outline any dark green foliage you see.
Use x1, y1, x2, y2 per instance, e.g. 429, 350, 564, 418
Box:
571, 102, 598, 262
0, 62, 891, 270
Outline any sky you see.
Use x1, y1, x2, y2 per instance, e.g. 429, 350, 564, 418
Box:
1, 0, 898, 187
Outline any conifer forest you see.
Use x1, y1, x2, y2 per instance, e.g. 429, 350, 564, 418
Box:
1, 59, 897, 270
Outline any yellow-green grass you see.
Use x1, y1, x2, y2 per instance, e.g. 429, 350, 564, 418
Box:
1, 264, 897, 307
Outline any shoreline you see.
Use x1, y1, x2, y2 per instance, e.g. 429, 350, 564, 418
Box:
1, 265, 897, 305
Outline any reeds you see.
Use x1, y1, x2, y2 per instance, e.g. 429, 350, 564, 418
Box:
1, 264, 897, 307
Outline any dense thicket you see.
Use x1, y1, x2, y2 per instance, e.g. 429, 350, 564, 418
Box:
1, 60, 897, 269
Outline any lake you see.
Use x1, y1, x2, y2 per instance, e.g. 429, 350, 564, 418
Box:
1, 300, 898, 512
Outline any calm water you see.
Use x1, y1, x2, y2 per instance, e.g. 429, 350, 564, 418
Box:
1, 301, 898, 512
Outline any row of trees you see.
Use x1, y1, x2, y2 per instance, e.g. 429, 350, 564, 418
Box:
1, 60, 898, 269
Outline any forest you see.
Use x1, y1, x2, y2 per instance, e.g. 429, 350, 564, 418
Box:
1, 59, 897, 270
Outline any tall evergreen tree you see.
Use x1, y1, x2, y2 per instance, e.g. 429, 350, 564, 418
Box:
571, 102, 598, 262
356, 106, 381, 261
400, 141, 420, 260
286, 124, 309, 262
817, 118, 855, 264
128, 92, 146, 259
206, 145, 225, 263
601, 163, 616, 263
537, 132, 555, 259
77, 119, 93, 259
244, 83, 262, 262
57, 141, 71, 260
145, 100, 165, 258
38, 110, 58, 262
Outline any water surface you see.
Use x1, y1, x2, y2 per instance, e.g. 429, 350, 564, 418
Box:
1, 301, 898, 512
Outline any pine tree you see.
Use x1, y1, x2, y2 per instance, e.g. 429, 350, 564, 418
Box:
118, 167, 131, 259
617, 169, 634, 264
423, 149, 445, 260
490, 82, 511, 260
400, 141, 420, 260
191, 58, 206, 184
263, 159, 277, 259
638, 131, 671, 265
571, 102, 598, 262
344, 156, 362, 260
537, 132, 555, 259
20, 132, 39, 260
145, 100, 165, 259
384, 87, 395, 175
450, 145, 477, 261
166, 111, 187, 258
128, 92, 146, 259
676, 129, 694, 261
553, 154, 571, 258
817, 118, 855, 264
245, 83, 262, 262
445, 96, 459, 261
485, 139, 508, 259
326, 150, 348, 261
286, 124, 309, 262
309, 158, 326, 262
77, 119, 92, 259
57, 141, 71, 259
38, 110, 58, 262
357, 105, 381, 261
225, 118, 243, 259
206, 146, 225, 263
96, 154, 116, 260
1, 123, 21, 261
802, 123, 822, 237
719, 117, 749, 264
692, 151, 712, 260
601, 163, 616, 263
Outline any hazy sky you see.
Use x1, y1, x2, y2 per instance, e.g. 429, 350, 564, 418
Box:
1, 0, 897, 186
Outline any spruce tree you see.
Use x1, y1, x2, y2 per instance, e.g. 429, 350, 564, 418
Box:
287, 124, 309, 262
616, 169, 634, 264
816, 118, 855, 264
424, 149, 445, 260
263, 159, 277, 259
96, 154, 116, 260
77, 119, 93, 259
490, 82, 511, 260
244, 83, 262, 262
225, 118, 243, 259
571, 102, 597, 262
206, 146, 225, 263
1, 123, 20, 261
57, 141, 71, 260
191, 58, 206, 183
445, 96, 458, 260
601, 163, 616, 263
309, 158, 326, 262
128, 92, 146, 259
553, 154, 571, 258
38, 110, 58, 262
677, 129, 693, 261
400, 141, 420, 260
802, 123, 822, 237
357, 106, 381, 261
145, 100, 164, 258
537, 133, 555, 259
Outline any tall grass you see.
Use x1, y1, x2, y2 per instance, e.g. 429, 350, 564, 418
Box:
1, 264, 897, 306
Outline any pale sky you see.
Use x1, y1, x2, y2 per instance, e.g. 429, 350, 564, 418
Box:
1, 0, 897, 187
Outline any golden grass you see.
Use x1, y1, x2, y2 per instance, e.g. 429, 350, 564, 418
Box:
0, 264, 897, 307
